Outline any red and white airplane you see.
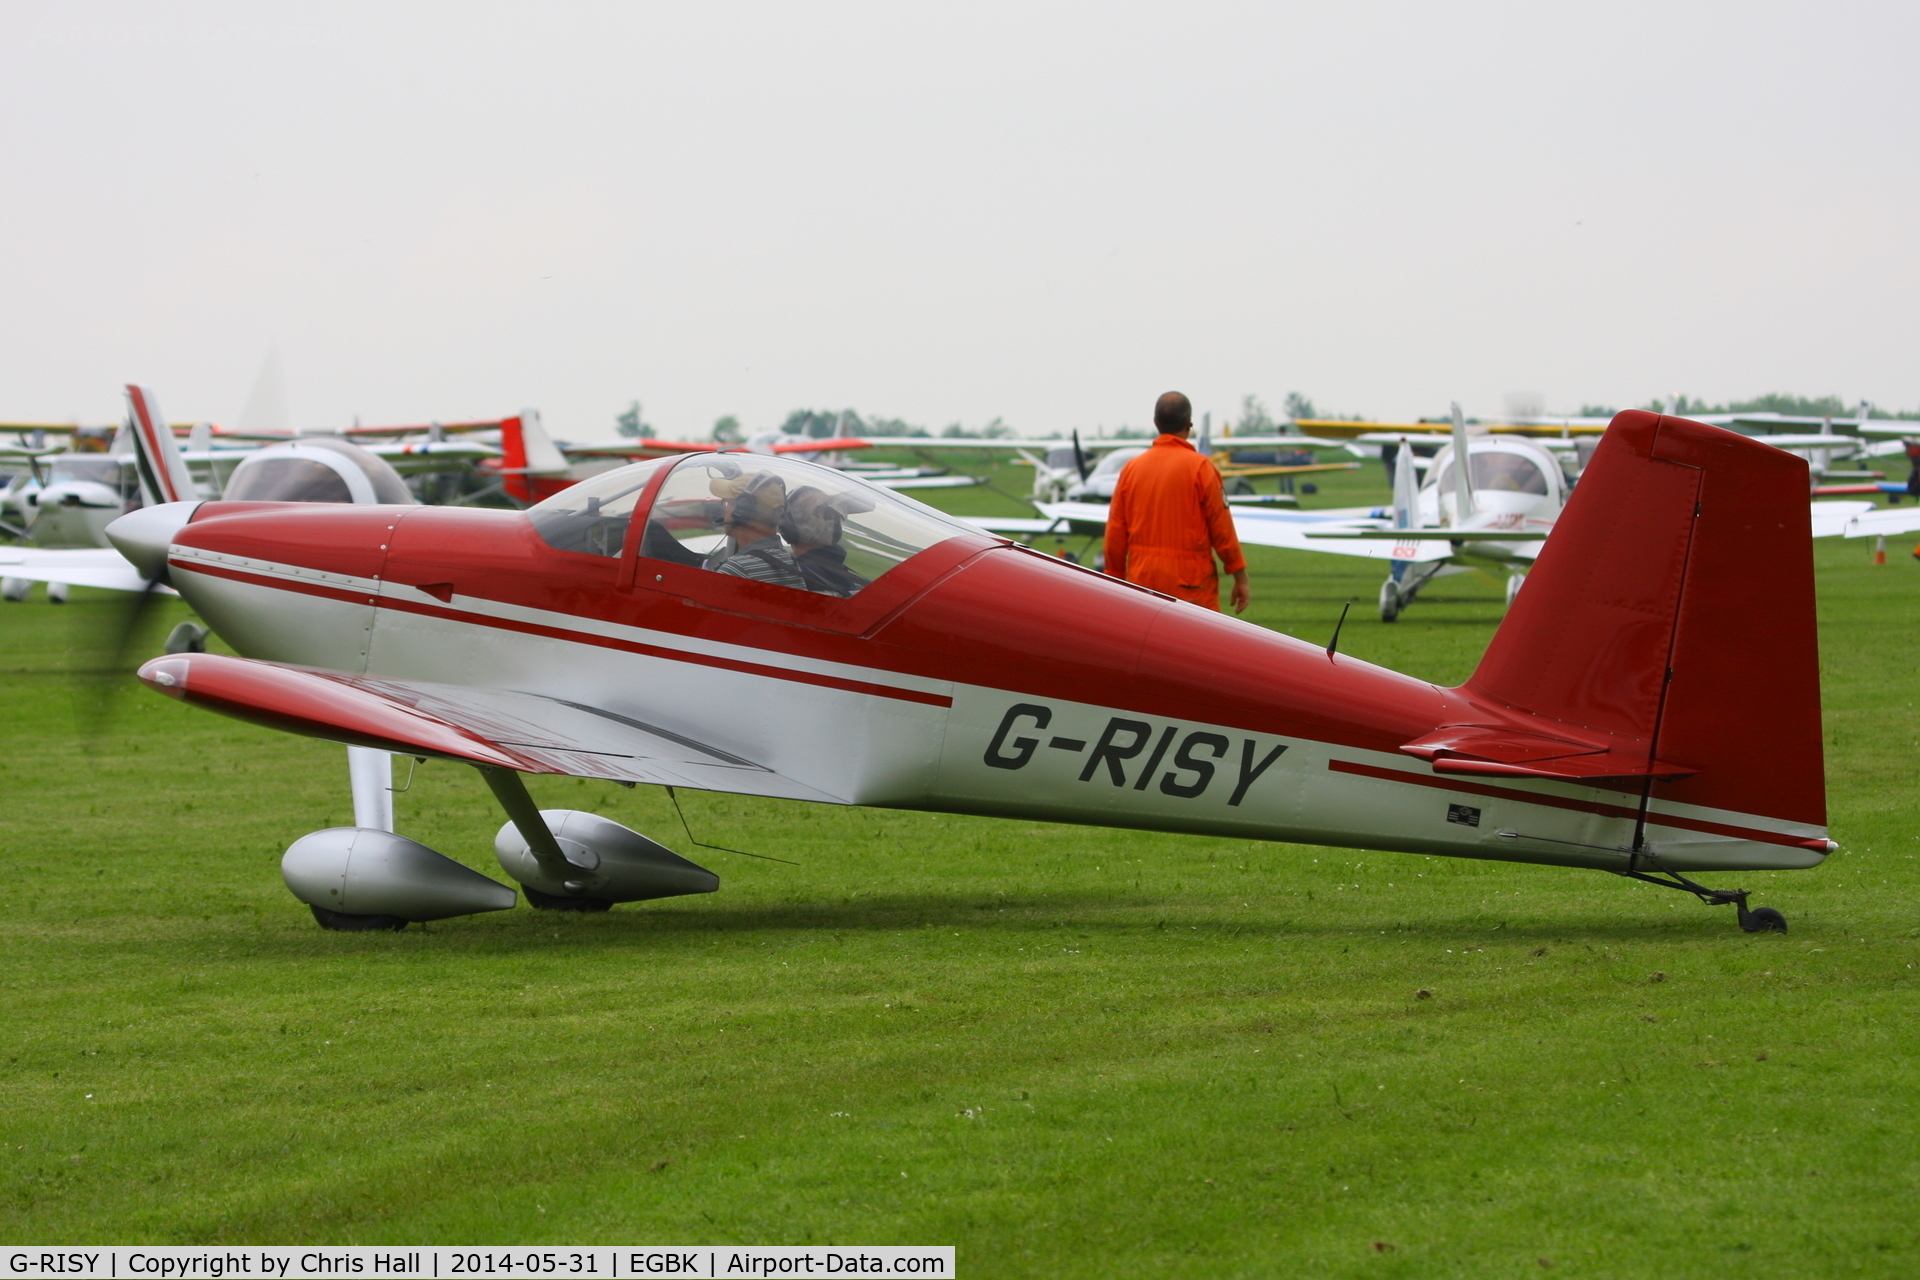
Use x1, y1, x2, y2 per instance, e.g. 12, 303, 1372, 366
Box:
107, 386, 1827, 934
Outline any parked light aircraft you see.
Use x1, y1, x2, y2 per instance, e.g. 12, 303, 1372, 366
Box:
103, 396, 1827, 935
1034, 407, 1557, 620
1, 410, 498, 601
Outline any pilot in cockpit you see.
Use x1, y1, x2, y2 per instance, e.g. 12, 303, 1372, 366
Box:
704, 469, 808, 589
781, 485, 874, 597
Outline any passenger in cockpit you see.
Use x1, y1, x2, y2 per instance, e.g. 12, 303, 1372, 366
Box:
781, 485, 874, 596
705, 470, 808, 589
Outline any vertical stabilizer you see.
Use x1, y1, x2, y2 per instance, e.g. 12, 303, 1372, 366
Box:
125, 385, 197, 506
1448, 402, 1473, 522
1464, 411, 1824, 827
499, 409, 569, 503
1391, 436, 1420, 530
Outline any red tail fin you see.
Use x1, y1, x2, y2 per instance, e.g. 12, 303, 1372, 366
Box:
1465, 411, 1824, 826
498, 409, 570, 505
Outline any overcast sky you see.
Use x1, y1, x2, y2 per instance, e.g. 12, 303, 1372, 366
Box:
2, 1, 1914, 439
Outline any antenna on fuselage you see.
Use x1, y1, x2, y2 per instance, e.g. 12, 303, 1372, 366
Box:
1325, 598, 1355, 659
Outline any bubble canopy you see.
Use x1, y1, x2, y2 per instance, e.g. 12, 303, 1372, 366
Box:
224, 437, 415, 505
527, 453, 976, 597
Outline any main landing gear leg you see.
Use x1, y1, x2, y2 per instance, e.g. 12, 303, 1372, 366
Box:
1614, 867, 1787, 933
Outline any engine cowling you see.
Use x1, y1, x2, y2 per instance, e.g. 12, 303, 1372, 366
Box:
282, 827, 517, 926
494, 809, 719, 904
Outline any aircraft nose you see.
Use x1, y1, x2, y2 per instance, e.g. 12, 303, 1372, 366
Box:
107, 501, 203, 582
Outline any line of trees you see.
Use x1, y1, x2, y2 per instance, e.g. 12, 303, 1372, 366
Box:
627, 389, 1920, 446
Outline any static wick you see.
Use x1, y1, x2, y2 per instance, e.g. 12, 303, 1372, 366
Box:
1325, 599, 1355, 659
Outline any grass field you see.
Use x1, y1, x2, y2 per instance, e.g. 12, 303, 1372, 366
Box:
3, 465, 1918, 1275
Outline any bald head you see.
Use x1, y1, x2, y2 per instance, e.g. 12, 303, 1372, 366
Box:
1154, 391, 1193, 437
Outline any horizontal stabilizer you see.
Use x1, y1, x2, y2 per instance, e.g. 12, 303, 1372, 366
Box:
137, 652, 845, 803
1400, 725, 1697, 783
1304, 528, 1550, 542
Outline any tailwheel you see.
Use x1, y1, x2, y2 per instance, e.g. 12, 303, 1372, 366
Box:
1617, 867, 1787, 934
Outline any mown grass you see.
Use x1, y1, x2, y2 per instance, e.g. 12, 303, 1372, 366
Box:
1, 505, 1916, 1276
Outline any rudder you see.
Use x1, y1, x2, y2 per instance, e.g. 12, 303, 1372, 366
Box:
1464, 411, 1824, 828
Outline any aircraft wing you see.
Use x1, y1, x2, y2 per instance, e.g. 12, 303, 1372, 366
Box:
1208, 435, 1358, 452
858, 436, 1140, 452
559, 439, 720, 459
1027, 500, 1465, 561
953, 515, 1071, 535
870, 474, 982, 490
770, 437, 873, 455
1231, 506, 1459, 562
138, 652, 847, 803
342, 419, 508, 440
1829, 505, 1920, 540
366, 440, 502, 475
0, 546, 167, 593
1809, 501, 1878, 537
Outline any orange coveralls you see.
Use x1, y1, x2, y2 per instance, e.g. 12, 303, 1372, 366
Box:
1103, 433, 1246, 609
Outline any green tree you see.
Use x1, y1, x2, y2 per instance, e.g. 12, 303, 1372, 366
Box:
711, 415, 743, 444
1238, 395, 1278, 435
1283, 392, 1318, 422
615, 400, 648, 438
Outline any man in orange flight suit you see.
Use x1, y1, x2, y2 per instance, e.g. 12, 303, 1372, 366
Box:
1103, 391, 1251, 613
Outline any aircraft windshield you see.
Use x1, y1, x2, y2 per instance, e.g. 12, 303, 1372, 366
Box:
527, 458, 676, 557
1093, 447, 1145, 477
225, 458, 353, 503
641, 454, 971, 597
1432, 450, 1551, 497
49, 456, 130, 491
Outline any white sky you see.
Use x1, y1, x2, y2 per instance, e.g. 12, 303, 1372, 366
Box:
2, 1, 1915, 439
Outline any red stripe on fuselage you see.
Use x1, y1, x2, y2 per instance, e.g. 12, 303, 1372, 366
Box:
1327, 759, 1823, 851
170, 557, 954, 709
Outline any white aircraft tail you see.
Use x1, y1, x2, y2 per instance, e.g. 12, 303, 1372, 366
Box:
1391, 436, 1420, 529
125, 385, 197, 506
1448, 402, 1474, 522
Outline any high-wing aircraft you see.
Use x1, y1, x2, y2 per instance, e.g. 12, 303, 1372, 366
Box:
104, 396, 1827, 935
1033, 407, 1560, 620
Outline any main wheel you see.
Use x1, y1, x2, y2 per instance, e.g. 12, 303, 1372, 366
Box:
1379, 580, 1400, 623
310, 905, 408, 931
522, 885, 613, 912
1740, 906, 1788, 934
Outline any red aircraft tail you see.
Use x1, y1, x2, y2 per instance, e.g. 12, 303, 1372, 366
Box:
499, 409, 573, 504
1463, 410, 1824, 827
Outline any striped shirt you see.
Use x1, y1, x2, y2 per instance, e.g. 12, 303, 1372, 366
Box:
709, 535, 808, 590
